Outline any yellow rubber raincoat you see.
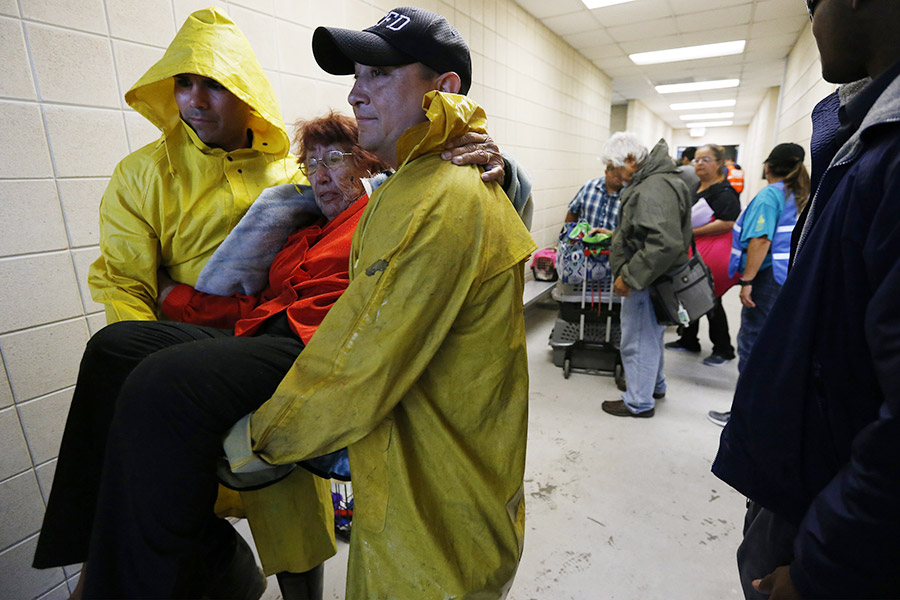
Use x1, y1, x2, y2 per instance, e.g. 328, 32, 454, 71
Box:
87, 8, 334, 574
251, 92, 537, 598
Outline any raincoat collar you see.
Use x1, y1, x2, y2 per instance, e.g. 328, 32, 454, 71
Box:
177, 119, 271, 157
395, 91, 487, 169
125, 7, 289, 158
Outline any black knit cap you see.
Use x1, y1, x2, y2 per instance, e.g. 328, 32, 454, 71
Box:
312, 6, 472, 94
764, 143, 805, 170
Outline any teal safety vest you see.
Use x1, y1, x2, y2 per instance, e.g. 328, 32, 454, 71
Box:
728, 181, 798, 284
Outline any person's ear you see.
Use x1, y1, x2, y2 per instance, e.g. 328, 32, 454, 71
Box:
435, 72, 462, 94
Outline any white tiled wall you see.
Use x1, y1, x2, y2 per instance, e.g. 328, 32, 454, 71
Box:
0, 0, 612, 597
624, 98, 673, 152
609, 103, 627, 134
741, 86, 781, 203
0, 368, 14, 410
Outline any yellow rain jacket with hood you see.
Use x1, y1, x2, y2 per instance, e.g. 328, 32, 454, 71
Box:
89, 7, 298, 322
250, 92, 537, 598
87, 8, 334, 575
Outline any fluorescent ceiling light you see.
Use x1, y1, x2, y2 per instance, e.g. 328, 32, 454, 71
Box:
582, 0, 637, 7
630, 41, 745, 65
670, 99, 737, 110
683, 120, 733, 128
678, 112, 734, 120
656, 79, 739, 94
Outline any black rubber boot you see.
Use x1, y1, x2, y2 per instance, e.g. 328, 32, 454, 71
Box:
201, 524, 267, 600
276, 564, 324, 600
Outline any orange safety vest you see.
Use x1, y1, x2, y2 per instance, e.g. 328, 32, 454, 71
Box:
727, 163, 745, 193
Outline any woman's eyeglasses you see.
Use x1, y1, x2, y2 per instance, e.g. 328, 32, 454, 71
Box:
300, 151, 353, 176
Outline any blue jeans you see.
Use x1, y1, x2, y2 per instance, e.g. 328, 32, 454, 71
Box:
737, 267, 782, 374
620, 287, 666, 413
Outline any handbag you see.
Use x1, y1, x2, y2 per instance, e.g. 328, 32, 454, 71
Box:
648, 239, 715, 326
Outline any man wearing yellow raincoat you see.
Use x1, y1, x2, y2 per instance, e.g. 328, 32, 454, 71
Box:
83, 7, 334, 595
78, 8, 533, 599
243, 8, 536, 597
39, 6, 534, 599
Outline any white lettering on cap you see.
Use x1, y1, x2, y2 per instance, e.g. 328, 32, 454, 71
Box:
376, 11, 410, 31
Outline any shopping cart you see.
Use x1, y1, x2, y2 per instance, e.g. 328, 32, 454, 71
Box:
549, 223, 624, 386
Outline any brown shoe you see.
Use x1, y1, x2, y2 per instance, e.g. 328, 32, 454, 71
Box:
601, 400, 654, 418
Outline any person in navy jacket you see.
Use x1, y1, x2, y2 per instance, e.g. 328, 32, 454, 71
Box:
712, 1, 900, 598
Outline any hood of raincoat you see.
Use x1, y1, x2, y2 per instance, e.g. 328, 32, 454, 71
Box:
397, 91, 488, 166
125, 7, 289, 157
631, 137, 681, 184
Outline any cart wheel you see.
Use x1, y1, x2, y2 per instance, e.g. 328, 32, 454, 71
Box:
563, 358, 571, 379
614, 362, 626, 390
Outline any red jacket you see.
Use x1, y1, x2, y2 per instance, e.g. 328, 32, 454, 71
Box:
162, 195, 368, 343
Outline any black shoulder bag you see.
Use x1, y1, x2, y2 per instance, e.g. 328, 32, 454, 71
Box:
648, 237, 716, 326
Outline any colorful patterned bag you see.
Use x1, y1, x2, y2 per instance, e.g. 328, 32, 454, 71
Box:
555, 222, 611, 284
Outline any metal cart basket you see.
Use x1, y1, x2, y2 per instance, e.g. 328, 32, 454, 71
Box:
549, 247, 625, 386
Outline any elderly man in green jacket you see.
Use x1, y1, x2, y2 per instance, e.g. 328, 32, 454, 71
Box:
605, 133, 693, 418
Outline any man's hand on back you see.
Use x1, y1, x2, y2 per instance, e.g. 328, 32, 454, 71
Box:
441, 132, 505, 183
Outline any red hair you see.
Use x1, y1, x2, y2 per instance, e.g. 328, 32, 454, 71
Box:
293, 111, 388, 175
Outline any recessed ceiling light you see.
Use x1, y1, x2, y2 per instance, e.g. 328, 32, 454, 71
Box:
655, 79, 740, 94
581, 0, 637, 8
678, 112, 735, 120
630, 41, 746, 65
683, 120, 734, 128
670, 99, 737, 110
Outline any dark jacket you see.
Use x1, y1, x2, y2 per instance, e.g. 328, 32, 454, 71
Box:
609, 139, 693, 290
713, 73, 900, 598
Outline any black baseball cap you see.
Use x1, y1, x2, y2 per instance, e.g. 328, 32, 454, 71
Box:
764, 143, 805, 169
312, 6, 472, 94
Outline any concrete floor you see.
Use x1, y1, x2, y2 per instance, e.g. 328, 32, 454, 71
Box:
249, 290, 748, 600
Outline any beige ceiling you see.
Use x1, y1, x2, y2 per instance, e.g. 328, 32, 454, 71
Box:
513, 0, 811, 129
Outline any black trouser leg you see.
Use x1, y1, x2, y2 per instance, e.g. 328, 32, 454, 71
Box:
679, 320, 700, 345
33, 321, 234, 569
277, 564, 325, 600
737, 501, 797, 599
707, 297, 735, 357
79, 324, 304, 598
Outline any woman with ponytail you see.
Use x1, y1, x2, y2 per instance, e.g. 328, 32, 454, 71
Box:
707, 143, 809, 427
